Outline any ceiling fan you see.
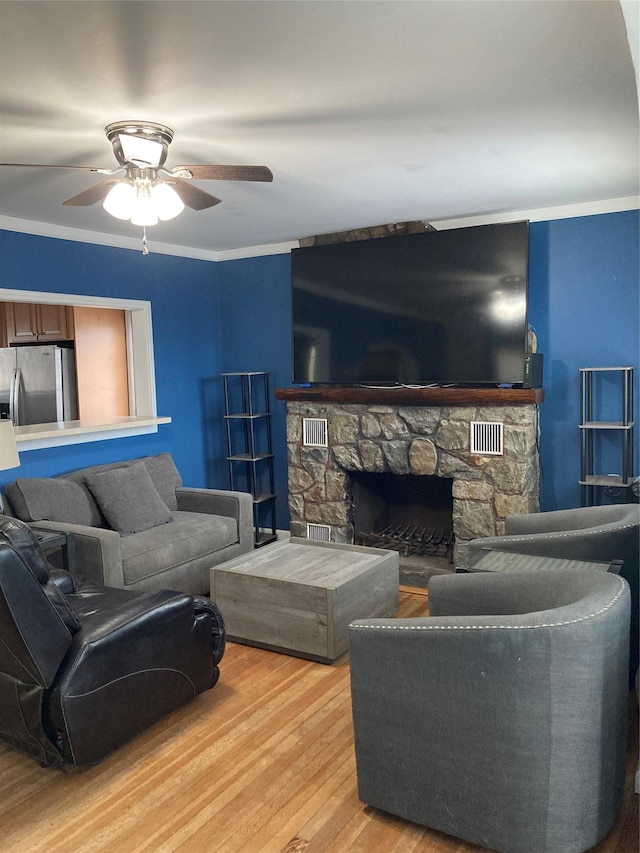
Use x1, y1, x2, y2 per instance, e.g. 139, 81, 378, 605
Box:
0, 120, 273, 229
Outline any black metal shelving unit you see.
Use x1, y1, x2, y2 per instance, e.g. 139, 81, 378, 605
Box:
223, 371, 277, 547
579, 366, 635, 506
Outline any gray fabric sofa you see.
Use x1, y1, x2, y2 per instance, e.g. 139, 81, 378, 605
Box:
5, 453, 253, 596
349, 566, 630, 853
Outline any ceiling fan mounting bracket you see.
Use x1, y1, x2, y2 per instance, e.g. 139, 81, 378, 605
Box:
105, 120, 174, 169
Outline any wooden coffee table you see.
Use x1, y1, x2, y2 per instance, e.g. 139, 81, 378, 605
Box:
210, 537, 399, 662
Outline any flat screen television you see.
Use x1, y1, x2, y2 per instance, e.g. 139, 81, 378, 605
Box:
291, 221, 530, 387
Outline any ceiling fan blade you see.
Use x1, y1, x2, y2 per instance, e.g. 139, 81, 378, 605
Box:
62, 179, 122, 206
0, 162, 118, 174
169, 178, 222, 210
170, 165, 273, 182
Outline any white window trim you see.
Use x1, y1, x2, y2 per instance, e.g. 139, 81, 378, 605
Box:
0, 288, 170, 450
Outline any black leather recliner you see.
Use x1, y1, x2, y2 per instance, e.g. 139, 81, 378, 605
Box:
0, 515, 226, 768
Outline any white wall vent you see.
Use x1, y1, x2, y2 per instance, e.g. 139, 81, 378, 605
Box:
303, 417, 328, 447
470, 421, 504, 455
307, 523, 331, 542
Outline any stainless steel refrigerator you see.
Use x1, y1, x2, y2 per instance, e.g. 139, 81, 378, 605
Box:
0, 345, 78, 425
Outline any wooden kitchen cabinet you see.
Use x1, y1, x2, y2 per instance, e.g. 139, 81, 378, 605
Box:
2, 300, 130, 422
0, 304, 7, 347
4, 302, 74, 343
73, 306, 130, 420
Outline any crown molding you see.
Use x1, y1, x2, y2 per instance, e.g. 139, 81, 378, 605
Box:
0, 215, 297, 262
214, 241, 300, 261
430, 196, 640, 230
1, 195, 638, 263
0, 215, 222, 261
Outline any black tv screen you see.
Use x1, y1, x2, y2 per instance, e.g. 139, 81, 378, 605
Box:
291, 221, 530, 387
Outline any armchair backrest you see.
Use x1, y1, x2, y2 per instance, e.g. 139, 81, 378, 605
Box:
0, 516, 72, 687
503, 504, 639, 570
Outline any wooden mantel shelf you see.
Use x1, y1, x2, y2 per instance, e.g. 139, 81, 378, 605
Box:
275, 386, 544, 406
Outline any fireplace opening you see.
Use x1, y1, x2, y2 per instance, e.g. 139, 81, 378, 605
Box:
351, 472, 454, 584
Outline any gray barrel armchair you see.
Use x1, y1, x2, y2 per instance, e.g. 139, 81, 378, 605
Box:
467, 503, 639, 680
348, 567, 630, 853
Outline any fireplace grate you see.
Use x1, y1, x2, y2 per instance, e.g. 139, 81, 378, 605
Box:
359, 524, 455, 562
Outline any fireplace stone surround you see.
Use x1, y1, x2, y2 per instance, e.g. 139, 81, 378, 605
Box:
277, 387, 541, 568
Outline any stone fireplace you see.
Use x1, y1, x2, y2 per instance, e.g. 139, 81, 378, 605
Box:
278, 387, 541, 568
351, 470, 455, 574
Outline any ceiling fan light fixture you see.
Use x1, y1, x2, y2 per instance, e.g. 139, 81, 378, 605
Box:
130, 183, 159, 227
2, 120, 271, 246
103, 176, 184, 226
105, 121, 174, 169
119, 133, 164, 168
103, 180, 135, 220
151, 181, 185, 221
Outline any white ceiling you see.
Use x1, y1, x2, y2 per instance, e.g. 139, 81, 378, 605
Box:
0, 1, 638, 259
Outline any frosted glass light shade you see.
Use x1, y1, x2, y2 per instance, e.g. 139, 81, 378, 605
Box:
151, 183, 185, 221
130, 188, 159, 226
0, 420, 20, 471
103, 182, 135, 220
103, 178, 185, 226
119, 133, 164, 168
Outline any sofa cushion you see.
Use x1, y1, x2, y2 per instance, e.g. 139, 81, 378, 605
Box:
64, 453, 181, 512
140, 453, 182, 511
6, 477, 105, 528
86, 463, 172, 536
120, 511, 237, 585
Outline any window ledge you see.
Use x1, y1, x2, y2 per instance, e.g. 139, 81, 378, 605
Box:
15, 416, 172, 451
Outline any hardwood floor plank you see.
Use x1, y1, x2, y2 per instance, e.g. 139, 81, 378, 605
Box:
244, 754, 356, 853
228, 717, 356, 852
170, 694, 355, 851
96, 665, 348, 851
278, 770, 365, 853
332, 809, 407, 852
141, 662, 348, 850
0, 588, 636, 853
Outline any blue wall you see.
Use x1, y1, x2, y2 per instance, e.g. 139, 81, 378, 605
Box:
216, 210, 639, 515
1, 207, 638, 520
216, 253, 292, 528
0, 231, 221, 490
528, 210, 639, 509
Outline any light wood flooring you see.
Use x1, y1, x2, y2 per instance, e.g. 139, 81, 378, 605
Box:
0, 588, 637, 852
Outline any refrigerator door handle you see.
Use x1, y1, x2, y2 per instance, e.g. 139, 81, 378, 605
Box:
10, 368, 21, 426
54, 348, 64, 422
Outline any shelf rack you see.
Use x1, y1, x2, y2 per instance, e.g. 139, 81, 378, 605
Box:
579, 366, 635, 506
223, 371, 277, 547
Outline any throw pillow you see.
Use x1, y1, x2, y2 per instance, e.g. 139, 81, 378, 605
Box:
142, 453, 182, 511
6, 477, 105, 528
86, 463, 172, 536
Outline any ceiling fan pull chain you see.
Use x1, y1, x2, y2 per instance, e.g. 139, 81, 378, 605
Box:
142, 226, 149, 255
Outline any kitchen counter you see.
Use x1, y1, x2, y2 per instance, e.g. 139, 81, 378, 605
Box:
14, 415, 171, 450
